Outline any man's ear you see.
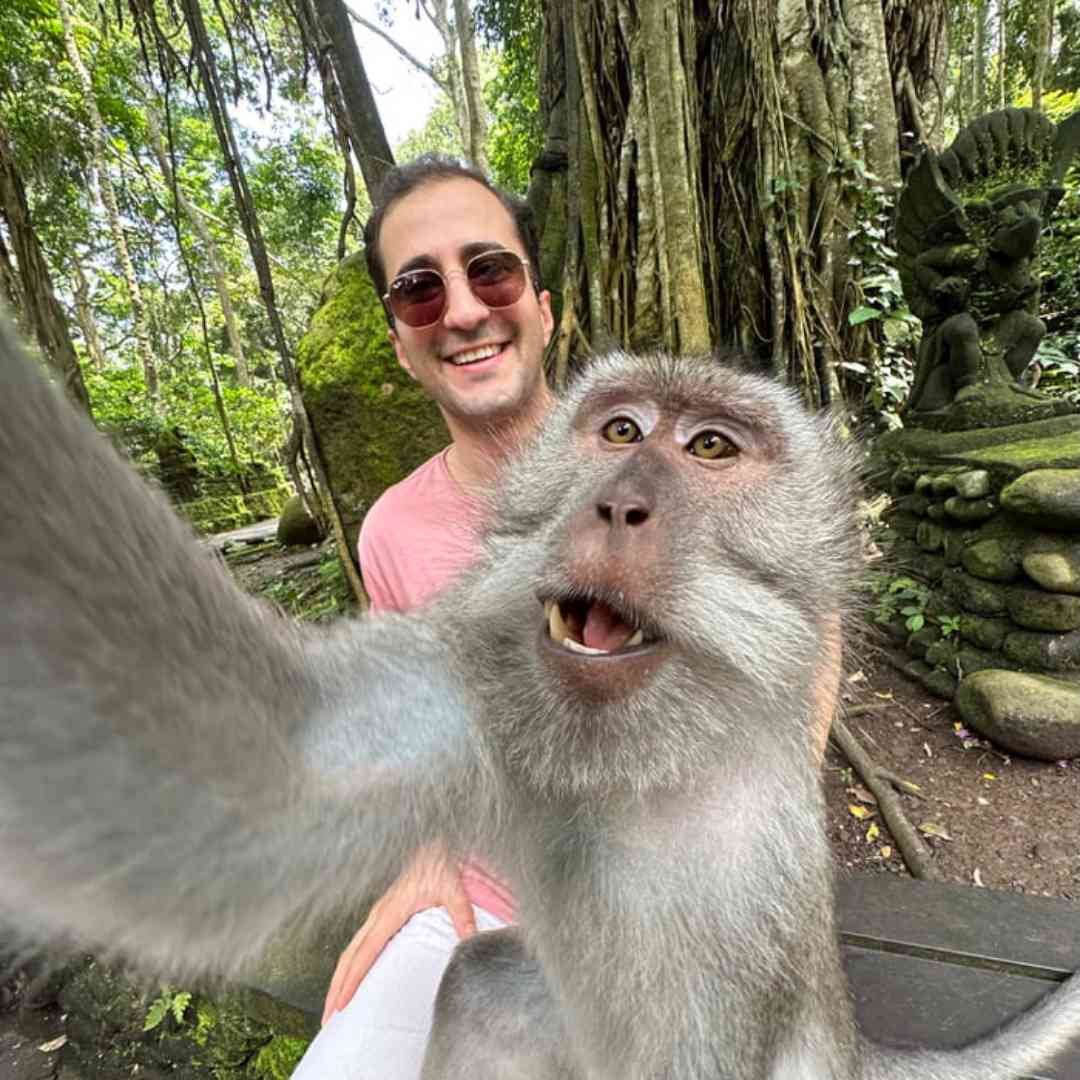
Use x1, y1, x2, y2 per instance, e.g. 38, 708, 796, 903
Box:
539, 290, 554, 348
389, 330, 417, 380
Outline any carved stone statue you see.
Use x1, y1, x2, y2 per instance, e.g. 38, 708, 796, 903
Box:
896, 108, 1080, 430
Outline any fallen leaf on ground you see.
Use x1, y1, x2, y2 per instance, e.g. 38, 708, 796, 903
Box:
848, 804, 875, 821
879, 846, 892, 858
38, 1036, 67, 1053
848, 785, 877, 805
918, 821, 953, 841
866, 823, 880, 842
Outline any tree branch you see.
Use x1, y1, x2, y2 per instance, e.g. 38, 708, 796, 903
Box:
830, 714, 942, 882
345, 6, 445, 91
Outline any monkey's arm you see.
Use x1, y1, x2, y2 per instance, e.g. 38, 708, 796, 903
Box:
0, 317, 482, 978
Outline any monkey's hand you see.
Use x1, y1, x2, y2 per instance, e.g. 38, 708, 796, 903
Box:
0, 317, 481, 979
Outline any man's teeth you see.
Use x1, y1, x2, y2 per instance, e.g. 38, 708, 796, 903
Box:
543, 600, 645, 654
449, 344, 502, 365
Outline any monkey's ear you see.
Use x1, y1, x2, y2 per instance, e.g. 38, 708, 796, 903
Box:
0, 316, 477, 979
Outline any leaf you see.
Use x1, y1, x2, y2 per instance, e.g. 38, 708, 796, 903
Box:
982, 772, 997, 781
866, 823, 880, 842
171, 991, 192, 1024
918, 821, 953, 841
849, 785, 877, 805
848, 804, 874, 821
144, 998, 170, 1032
905, 613, 925, 632
973, 868, 985, 887
848, 305, 882, 326
879, 846, 892, 859
38, 1036, 68, 1052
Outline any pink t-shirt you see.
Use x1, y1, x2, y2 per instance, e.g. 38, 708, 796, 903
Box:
358, 448, 516, 924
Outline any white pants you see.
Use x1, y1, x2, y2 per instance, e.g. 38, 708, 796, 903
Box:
291, 905, 508, 1080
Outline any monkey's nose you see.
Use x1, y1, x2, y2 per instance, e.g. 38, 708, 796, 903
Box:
596, 501, 650, 528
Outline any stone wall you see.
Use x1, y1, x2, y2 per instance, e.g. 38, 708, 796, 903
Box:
875, 414, 1080, 760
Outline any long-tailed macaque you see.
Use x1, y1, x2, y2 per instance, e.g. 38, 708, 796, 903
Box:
0, 316, 1078, 1079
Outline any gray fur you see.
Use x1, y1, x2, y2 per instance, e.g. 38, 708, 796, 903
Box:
0, 317, 1078, 1077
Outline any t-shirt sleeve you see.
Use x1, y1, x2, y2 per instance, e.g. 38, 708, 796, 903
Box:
357, 505, 403, 614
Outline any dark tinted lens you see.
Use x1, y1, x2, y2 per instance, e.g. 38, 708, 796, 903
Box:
389, 270, 446, 327
466, 252, 526, 309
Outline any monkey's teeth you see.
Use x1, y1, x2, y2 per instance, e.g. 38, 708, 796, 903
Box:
546, 599, 572, 643
626, 629, 644, 648
563, 638, 607, 655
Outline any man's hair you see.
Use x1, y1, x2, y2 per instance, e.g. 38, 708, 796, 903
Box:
363, 155, 543, 305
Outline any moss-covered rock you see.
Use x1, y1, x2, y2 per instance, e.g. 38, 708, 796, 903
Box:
896, 492, 931, 516
297, 253, 450, 546
1000, 468, 1080, 530
924, 638, 959, 670
906, 625, 941, 658
961, 538, 1021, 583
916, 520, 945, 552
942, 567, 1009, 615
886, 511, 920, 540
276, 494, 323, 547
1003, 628, 1080, 672
943, 495, 998, 523
959, 614, 1013, 652
954, 469, 991, 498
1022, 537, 1080, 595
921, 666, 959, 699
956, 670, 1080, 760
1006, 587, 1080, 632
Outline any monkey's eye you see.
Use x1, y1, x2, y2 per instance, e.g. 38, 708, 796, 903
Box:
688, 430, 738, 459
602, 417, 642, 444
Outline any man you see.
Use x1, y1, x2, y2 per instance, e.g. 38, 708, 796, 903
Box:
293, 155, 843, 1078
292, 154, 555, 1080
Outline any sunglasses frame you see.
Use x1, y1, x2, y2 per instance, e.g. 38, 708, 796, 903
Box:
382, 250, 533, 329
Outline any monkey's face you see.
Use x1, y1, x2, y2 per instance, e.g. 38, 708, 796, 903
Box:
466, 351, 860, 801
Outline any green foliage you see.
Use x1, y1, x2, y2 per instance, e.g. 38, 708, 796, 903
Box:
251, 549, 354, 621
144, 987, 193, 1031
865, 572, 931, 633
475, 0, 541, 192
937, 613, 962, 638
394, 88, 464, 162
839, 168, 918, 429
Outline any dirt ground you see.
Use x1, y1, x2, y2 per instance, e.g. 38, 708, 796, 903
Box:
825, 640, 1080, 900
4, 543, 1079, 1079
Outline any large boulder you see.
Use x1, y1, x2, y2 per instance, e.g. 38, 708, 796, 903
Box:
297, 253, 449, 549
956, 670, 1080, 760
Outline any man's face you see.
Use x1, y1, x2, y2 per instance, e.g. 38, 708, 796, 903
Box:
379, 178, 555, 431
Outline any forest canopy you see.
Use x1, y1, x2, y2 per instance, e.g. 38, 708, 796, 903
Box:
2, 0, 1079, 532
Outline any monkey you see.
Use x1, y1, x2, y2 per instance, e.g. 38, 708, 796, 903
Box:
0, 313, 1079, 1079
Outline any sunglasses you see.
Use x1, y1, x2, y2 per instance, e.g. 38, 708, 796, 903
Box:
383, 250, 531, 329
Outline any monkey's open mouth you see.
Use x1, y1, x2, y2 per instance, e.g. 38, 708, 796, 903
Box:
542, 597, 654, 656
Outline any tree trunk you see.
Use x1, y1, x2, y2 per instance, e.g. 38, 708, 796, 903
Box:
70, 257, 107, 371
452, 0, 490, 170
0, 227, 27, 331
530, 0, 931, 407
145, 105, 250, 386
57, 0, 158, 401
310, 0, 394, 198
425, 0, 473, 166
178, 0, 367, 606
1032, 0, 1054, 112
0, 126, 92, 414
974, 0, 987, 114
